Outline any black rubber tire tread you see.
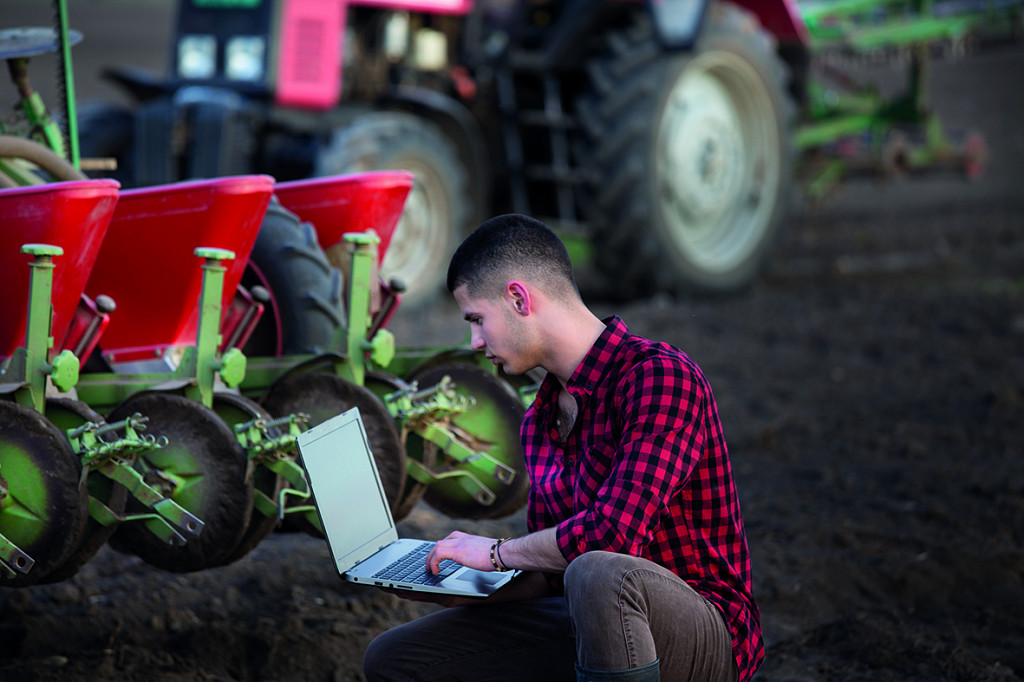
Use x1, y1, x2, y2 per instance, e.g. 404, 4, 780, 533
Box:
408, 362, 528, 520
242, 198, 345, 357
364, 372, 439, 522
575, 3, 795, 298
0, 401, 89, 588
210, 393, 286, 566
38, 399, 129, 584
107, 393, 253, 573
314, 110, 471, 309
260, 372, 407, 513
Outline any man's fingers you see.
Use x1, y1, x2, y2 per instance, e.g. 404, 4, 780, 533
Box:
427, 532, 489, 573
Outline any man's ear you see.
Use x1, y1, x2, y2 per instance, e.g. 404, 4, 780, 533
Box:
506, 280, 531, 316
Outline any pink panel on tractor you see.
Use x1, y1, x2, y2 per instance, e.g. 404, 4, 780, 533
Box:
0, 179, 120, 360
84, 175, 274, 363
727, 0, 809, 44
275, 0, 346, 110
274, 170, 413, 264
349, 0, 472, 14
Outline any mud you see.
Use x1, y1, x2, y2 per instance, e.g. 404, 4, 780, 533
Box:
2, 2, 1023, 680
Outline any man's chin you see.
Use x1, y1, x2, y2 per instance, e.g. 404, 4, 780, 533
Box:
491, 359, 517, 375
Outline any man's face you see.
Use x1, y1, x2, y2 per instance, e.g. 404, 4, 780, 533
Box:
453, 284, 537, 376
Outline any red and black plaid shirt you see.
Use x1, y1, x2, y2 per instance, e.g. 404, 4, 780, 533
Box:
522, 316, 763, 680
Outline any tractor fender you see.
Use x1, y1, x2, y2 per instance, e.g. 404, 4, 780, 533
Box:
645, 1, 810, 50
100, 64, 176, 104
725, 0, 811, 47
374, 85, 491, 226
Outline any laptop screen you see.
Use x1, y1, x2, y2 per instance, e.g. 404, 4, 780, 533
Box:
297, 408, 397, 572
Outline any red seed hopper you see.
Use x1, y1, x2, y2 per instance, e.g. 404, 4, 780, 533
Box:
274, 170, 413, 265
0, 179, 120, 361
83, 175, 274, 366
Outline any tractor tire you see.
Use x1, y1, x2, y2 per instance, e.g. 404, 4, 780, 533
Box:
576, 3, 795, 298
210, 392, 286, 566
315, 110, 471, 309
38, 398, 128, 584
242, 198, 345, 357
0, 401, 90, 588
107, 393, 254, 573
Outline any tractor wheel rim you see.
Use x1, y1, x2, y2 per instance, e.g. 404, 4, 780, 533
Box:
656, 50, 782, 272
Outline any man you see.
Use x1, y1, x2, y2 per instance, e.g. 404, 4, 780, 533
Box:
364, 214, 763, 682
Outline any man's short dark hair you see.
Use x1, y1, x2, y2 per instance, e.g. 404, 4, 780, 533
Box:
447, 214, 578, 299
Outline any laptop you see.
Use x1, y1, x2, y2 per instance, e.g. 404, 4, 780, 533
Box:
297, 406, 519, 598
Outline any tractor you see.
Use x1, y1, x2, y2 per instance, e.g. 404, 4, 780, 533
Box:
77, 0, 1018, 307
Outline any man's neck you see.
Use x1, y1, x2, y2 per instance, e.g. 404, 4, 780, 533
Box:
544, 309, 607, 386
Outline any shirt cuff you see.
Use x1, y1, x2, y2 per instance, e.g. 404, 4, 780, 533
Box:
554, 514, 588, 563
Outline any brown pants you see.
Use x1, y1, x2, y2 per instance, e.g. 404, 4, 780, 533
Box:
363, 551, 738, 682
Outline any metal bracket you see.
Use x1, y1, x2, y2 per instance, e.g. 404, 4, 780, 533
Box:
384, 377, 516, 484
0, 531, 35, 578
405, 458, 497, 507
94, 459, 204, 543
233, 411, 308, 461
65, 412, 167, 467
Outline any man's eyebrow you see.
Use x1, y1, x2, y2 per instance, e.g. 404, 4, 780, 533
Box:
462, 311, 477, 322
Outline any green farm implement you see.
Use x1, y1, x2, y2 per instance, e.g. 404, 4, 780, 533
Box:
0, 2, 531, 586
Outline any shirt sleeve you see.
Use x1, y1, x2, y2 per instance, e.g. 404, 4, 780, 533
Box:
553, 353, 709, 563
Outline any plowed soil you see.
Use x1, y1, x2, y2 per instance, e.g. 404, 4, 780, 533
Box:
2, 3, 1022, 680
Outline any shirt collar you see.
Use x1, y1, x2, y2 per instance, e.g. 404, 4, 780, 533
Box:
565, 315, 628, 393
533, 315, 630, 410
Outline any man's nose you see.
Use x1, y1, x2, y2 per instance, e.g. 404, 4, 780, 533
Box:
469, 329, 485, 351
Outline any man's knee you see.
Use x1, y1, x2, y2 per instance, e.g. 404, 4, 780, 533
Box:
564, 551, 647, 603
363, 628, 397, 682
364, 623, 428, 682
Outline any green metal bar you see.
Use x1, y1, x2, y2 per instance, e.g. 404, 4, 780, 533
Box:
264, 458, 310, 520
86, 495, 191, 547
334, 233, 377, 385
124, 513, 189, 546
795, 114, 880, 149
0, 532, 35, 576
66, 413, 167, 466
54, 0, 79, 168
802, 159, 848, 201
7, 57, 67, 157
251, 488, 279, 518
86, 495, 121, 527
16, 245, 61, 413
96, 460, 204, 539
414, 421, 517, 485
184, 248, 239, 407
234, 412, 306, 461
0, 157, 45, 186
405, 458, 497, 507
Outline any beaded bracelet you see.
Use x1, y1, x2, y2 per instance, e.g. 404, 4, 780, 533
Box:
490, 538, 509, 572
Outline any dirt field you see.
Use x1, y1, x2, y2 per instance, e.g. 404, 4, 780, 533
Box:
2, 2, 1023, 680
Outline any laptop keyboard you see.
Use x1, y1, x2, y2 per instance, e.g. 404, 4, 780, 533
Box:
373, 543, 461, 585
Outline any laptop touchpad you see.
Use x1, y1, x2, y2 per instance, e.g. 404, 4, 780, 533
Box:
456, 571, 508, 588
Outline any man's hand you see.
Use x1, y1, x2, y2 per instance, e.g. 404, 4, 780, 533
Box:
426, 527, 568, 574
426, 530, 497, 574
